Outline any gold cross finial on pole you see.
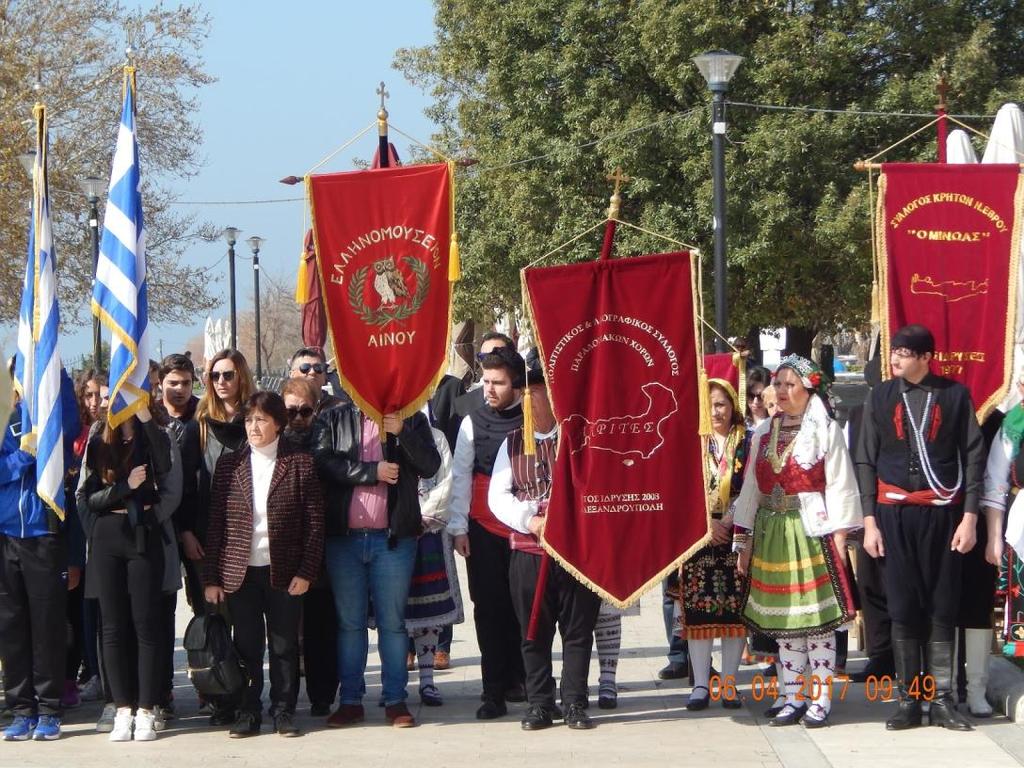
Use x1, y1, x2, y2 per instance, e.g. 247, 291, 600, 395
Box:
936, 69, 949, 112
606, 166, 631, 220
376, 81, 390, 134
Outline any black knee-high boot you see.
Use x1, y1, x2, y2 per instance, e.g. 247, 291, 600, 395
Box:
927, 623, 973, 731
886, 622, 923, 731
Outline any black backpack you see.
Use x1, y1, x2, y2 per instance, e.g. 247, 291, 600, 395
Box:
183, 613, 248, 697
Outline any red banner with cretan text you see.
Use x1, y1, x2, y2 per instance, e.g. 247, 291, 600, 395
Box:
307, 163, 452, 422
523, 252, 709, 607
878, 163, 1024, 420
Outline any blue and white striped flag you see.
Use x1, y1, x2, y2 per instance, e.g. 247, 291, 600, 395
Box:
13, 104, 66, 519
93, 78, 151, 427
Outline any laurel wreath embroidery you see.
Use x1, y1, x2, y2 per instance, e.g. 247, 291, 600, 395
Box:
348, 256, 430, 326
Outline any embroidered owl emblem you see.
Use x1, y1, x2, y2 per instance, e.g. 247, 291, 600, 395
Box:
372, 257, 410, 307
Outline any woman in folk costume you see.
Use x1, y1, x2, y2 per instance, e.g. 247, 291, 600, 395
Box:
733, 355, 861, 728
405, 418, 463, 707
678, 355, 751, 711
980, 380, 1024, 711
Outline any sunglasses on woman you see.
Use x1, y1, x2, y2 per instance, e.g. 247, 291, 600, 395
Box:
286, 405, 315, 419
296, 362, 326, 374
209, 370, 236, 383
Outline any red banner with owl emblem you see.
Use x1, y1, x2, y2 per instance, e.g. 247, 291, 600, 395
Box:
307, 163, 453, 422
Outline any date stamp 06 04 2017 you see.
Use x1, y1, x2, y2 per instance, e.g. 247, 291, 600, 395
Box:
707, 674, 937, 703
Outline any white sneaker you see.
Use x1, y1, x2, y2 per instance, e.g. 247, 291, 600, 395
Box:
134, 709, 157, 741
79, 675, 103, 702
109, 707, 133, 742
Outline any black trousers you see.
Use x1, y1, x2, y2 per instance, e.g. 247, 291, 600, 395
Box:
855, 543, 893, 662
160, 592, 177, 705
876, 504, 963, 629
509, 551, 601, 707
958, 514, 997, 628
466, 519, 525, 700
227, 566, 302, 716
66, 578, 84, 681
302, 584, 338, 707
91, 514, 165, 709
0, 533, 67, 716
181, 551, 207, 616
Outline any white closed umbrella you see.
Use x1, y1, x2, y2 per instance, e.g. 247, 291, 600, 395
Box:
983, 104, 1024, 413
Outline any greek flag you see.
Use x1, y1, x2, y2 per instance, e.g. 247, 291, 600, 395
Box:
93, 81, 151, 427
13, 104, 66, 519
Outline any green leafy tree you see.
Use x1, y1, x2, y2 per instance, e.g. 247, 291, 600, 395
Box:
397, 0, 1024, 353
0, 0, 218, 325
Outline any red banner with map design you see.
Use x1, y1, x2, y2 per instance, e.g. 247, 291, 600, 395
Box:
523, 252, 709, 607
307, 163, 452, 422
877, 164, 1024, 420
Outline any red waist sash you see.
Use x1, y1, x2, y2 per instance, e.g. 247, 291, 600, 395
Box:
877, 480, 962, 507
469, 472, 513, 537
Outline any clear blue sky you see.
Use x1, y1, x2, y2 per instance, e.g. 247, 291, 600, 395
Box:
61, 1, 439, 364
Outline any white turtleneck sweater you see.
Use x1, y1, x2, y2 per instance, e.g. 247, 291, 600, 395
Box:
249, 438, 279, 567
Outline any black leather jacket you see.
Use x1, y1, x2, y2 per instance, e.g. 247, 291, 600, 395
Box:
311, 405, 441, 539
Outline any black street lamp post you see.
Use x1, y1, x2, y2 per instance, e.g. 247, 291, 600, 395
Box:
79, 176, 106, 369
222, 227, 240, 350
246, 236, 265, 383
693, 50, 743, 352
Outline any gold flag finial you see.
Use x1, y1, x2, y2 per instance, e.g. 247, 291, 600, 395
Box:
606, 166, 631, 220
376, 81, 389, 136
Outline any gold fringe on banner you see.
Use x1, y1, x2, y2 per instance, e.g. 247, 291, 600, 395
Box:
448, 161, 461, 282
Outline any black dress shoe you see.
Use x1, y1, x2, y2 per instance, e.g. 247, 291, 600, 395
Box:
476, 698, 508, 720
229, 712, 261, 738
598, 692, 618, 710
521, 705, 554, 731
722, 696, 743, 710
310, 703, 331, 718
686, 687, 710, 711
565, 702, 595, 730
210, 708, 238, 727
504, 684, 527, 703
551, 704, 564, 721
763, 701, 786, 718
658, 662, 688, 680
769, 703, 807, 727
274, 711, 300, 737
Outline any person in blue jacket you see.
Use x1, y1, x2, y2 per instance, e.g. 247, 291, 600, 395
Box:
0, 367, 82, 741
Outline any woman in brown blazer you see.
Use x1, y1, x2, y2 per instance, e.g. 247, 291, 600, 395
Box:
202, 391, 324, 738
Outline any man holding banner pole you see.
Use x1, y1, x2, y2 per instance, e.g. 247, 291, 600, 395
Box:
490, 353, 601, 731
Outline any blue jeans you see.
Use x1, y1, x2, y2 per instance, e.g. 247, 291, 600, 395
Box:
326, 533, 417, 706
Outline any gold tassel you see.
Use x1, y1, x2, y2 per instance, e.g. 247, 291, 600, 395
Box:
523, 385, 536, 455
698, 367, 712, 436
449, 232, 461, 282
295, 253, 309, 304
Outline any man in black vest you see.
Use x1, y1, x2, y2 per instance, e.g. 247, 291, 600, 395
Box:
447, 347, 526, 719
856, 324, 986, 732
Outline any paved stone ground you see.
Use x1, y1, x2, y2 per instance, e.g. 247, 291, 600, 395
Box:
3, 558, 1023, 768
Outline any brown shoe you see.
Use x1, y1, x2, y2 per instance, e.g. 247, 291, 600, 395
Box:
434, 651, 451, 671
385, 703, 416, 728
326, 704, 365, 728
407, 652, 416, 671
